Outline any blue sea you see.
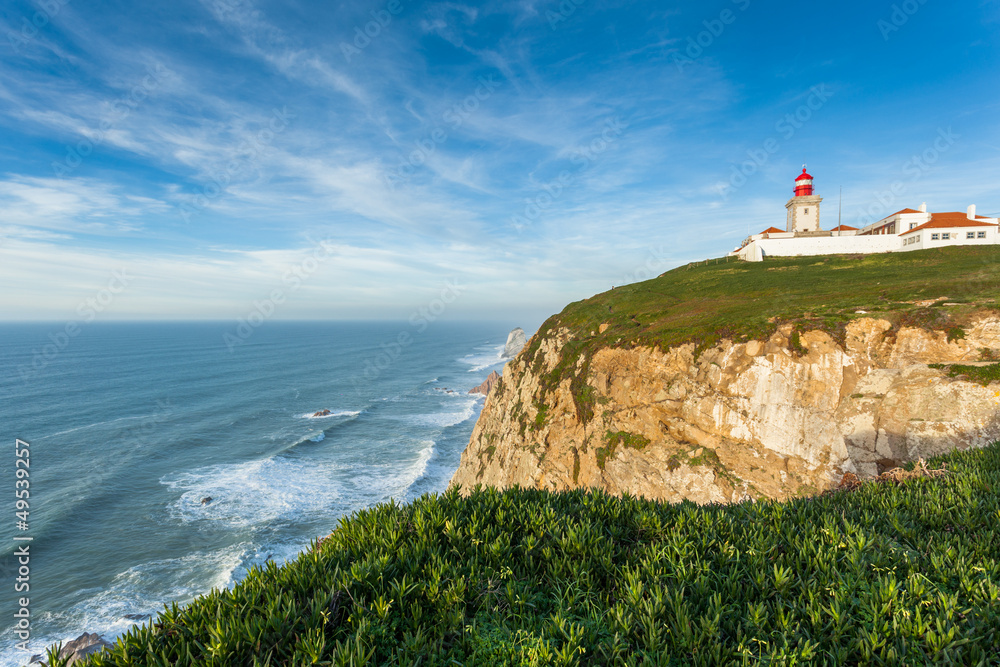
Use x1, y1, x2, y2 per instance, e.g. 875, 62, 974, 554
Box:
0, 321, 518, 665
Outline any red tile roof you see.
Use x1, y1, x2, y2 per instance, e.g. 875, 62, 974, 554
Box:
760, 227, 786, 234
900, 212, 999, 235
874, 209, 922, 225
829, 224, 858, 231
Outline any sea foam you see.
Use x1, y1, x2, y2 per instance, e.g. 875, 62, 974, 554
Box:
299, 409, 362, 420
161, 457, 347, 529
459, 344, 505, 372
410, 397, 481, 428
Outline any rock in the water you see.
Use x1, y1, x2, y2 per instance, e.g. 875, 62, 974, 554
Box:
469, 371, 501, 397
123, 613, 151, 621
312, 409, 332, 417
200, 497, 213, 506
502, 328, 527, 358
47, 633, 112, 666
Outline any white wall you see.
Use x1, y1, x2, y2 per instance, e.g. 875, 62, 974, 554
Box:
797, 204, 821, 232
740, 235, 900, 262
901, 225, 998, 252
736, 224, 1000, 262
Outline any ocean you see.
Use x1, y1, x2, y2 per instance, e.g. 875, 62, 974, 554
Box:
0, 321, 518, 665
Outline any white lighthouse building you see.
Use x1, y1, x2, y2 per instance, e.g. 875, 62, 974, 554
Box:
785, 167, 823, 233
733, 167, 999, 261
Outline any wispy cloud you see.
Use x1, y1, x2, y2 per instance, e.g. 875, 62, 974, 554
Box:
0, 0, 998, 319
0, 176, 166, 236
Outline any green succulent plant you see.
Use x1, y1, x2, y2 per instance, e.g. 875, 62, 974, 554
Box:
60, 442, 1000, 666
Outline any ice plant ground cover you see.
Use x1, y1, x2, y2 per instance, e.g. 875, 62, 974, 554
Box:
64, 443, 999, 666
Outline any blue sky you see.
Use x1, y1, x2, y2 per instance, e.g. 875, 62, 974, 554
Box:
0, 0, 998, 323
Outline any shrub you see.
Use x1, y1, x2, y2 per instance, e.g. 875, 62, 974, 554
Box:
71, 443, 1000, 666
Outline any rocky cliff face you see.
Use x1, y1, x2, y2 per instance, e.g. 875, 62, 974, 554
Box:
450, 316, 1000, 504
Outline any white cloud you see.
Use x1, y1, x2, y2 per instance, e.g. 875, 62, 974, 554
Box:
0, 234, 588, 321
1, 0, 999, 322
0, 176, 167, 236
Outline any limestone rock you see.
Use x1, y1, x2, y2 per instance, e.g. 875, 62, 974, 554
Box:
450, 317, 1000, 503
502, 328, 527, 359
42, 633, 112, 666
469, 371, 502, 397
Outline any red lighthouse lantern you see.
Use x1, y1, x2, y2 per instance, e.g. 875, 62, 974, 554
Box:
794, 166, 814, 197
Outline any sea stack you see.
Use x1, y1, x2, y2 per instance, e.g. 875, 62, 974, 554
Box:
502, 328, 527, 358
469, 371, 501, 397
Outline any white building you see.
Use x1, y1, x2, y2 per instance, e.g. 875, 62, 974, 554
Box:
733, 169, 998, 262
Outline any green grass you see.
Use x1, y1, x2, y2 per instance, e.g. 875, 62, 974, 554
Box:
596, 431, 651, 470
531, 400, 551, 432
946, 326, 967, 343
521, 247, 1000, 422
929, 362, 1000, 386
67, 443, 1000, 666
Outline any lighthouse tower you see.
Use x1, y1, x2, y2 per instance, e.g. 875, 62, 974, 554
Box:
785, 167, 823, 233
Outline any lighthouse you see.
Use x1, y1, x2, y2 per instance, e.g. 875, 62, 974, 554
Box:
785, 166, 823, 233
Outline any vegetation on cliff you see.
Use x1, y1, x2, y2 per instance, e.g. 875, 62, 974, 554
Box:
930, 361, 1000, 386
65, 443, 1000, 665
522, 247, 1000, 423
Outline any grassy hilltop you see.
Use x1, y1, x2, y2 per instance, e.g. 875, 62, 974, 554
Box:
536, 246, 1000, 354
67, 445, 1000, 665
521, 246, 1000, 422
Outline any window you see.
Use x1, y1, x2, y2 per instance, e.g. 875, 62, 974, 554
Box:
968, 232, 976, 239
803, 208, 809, 215
942, 233, 950, 240
931, 233, 940, 240
910, 223, 917, 230
979, 231, 987, 239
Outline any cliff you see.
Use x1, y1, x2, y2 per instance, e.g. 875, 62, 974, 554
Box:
451, 249, 1000, 503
